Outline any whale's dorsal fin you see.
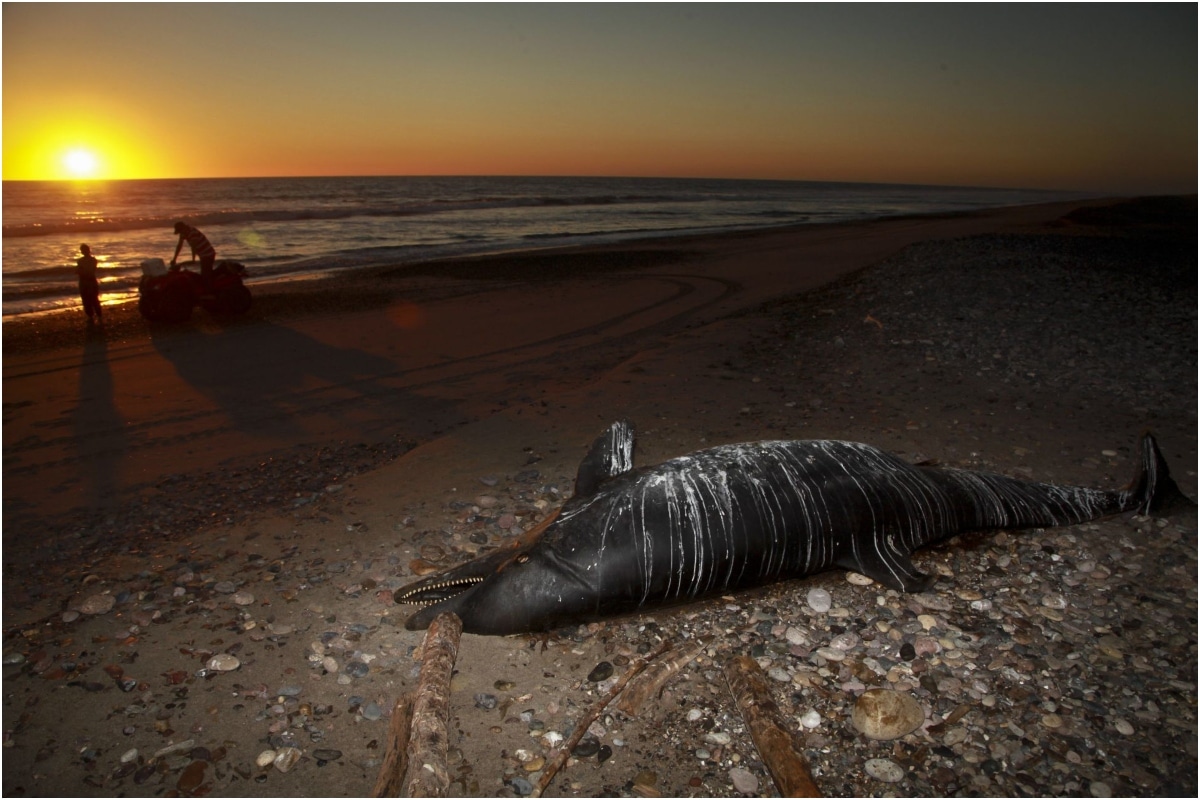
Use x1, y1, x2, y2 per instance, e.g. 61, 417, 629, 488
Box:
575, 420, 636, 496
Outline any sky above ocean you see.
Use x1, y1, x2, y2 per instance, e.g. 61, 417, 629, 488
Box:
2, 3, 1195, 193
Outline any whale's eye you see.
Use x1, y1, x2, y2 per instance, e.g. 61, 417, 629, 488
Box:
515, 554, 530, 564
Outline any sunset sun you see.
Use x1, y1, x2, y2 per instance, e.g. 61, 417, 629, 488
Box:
62, 148, 100, 179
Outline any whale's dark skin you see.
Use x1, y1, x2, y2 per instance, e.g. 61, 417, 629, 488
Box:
396, 421, 1188, 636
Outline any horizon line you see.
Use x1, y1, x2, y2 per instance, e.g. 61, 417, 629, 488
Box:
2, 173, 1102, 196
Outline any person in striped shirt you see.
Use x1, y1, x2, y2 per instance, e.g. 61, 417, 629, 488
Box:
172, 221, 217, 294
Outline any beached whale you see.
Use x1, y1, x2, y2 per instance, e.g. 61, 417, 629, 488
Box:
396, 421, 1187, 635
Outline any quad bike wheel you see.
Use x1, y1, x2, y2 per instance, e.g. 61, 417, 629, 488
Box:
202, 282, 253, 315
139, 278, 194, 322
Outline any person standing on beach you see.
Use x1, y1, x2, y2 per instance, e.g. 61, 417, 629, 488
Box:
76, 243, 103, 325
172, 221, 216, 294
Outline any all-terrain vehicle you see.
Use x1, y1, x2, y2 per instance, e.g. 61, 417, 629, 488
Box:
138, 258, 252, 322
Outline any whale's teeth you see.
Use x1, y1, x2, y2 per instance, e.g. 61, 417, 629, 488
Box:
395, 575, 484, 605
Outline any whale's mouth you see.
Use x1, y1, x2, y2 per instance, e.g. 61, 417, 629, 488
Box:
394, 508, 563, 632
393, 575, 484, 606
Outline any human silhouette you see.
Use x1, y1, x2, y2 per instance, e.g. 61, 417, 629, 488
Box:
172, 221, 216, 295
76, 243, 102, 325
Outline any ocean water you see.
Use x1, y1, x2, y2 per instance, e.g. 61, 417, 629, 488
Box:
1, 176, 1076, 317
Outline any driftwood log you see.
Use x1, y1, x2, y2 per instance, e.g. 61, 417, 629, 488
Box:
372, 612, 463, 797
724, 655, 822, 797
615, 636, 710, 716
369, 693, 416, 797
532, 638, 672, 798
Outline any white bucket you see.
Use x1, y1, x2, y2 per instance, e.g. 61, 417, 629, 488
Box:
141, 258, 168, 277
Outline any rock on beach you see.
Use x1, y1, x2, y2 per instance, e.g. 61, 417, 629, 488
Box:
78, 593, 115, 615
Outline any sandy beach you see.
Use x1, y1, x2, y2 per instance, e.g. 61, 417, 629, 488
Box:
2, 197, 1195, 797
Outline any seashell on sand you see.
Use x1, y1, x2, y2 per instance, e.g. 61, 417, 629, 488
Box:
273, 746, 302, 772
851, 688, 924, 740
206, 654, 241, 672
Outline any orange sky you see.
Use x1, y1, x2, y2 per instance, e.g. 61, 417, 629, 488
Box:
3, 4, 1195, 192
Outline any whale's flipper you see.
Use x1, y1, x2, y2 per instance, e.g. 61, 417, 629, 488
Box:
837, 535, 936, 594
575, 420, 636, 497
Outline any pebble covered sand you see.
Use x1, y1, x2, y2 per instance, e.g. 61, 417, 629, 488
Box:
2, 199, 1195, 797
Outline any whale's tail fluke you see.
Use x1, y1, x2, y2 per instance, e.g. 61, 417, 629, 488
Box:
1130, 433, 1192, 515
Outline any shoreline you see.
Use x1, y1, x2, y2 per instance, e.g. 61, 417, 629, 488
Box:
3, 197, 1109, 318
0, 197, 1117, 357
4, 176, 1088, 322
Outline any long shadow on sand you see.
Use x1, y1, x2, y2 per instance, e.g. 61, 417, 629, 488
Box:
148, 318, 452, 443
71, 327, 128, 512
